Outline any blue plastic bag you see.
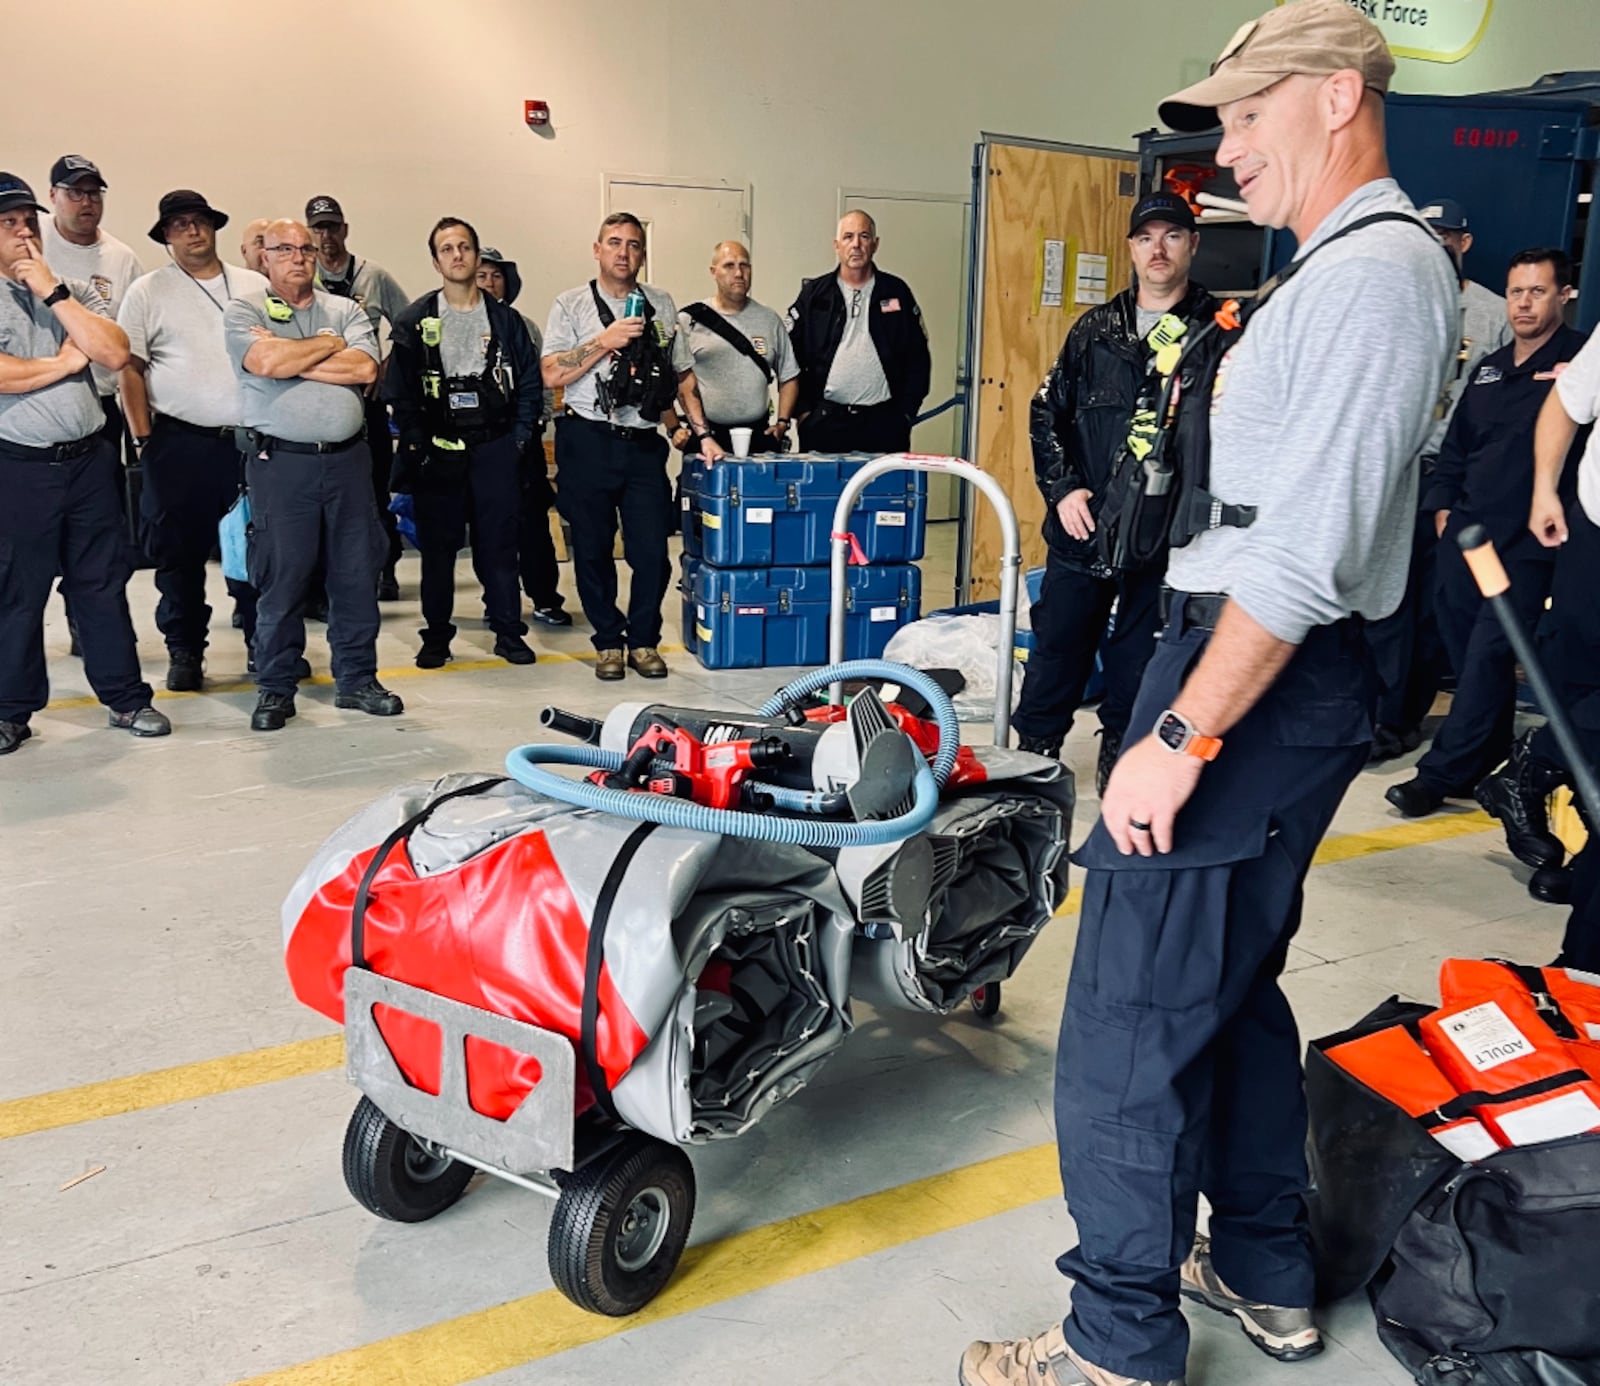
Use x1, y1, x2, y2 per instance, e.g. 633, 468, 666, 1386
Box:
219, 490, 251, 582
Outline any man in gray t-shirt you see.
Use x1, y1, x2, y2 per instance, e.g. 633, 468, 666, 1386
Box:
675, 240, 799, 458
541, 212, 724, 679
306, 194, 409, 597
961, 7, 1457, 1385
223, 217, 400, 731
0, 172, 166, 753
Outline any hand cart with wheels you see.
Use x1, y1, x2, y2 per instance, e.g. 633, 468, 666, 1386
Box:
316, 456, 1063, 1316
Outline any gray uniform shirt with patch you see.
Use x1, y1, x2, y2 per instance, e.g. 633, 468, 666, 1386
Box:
439, 295, 490, 377
223, 288, 379, 444
824, 274, 892, 406
1420, 278, 1512, 458
119, 263, 269, 428
543, 283, 691, 427
0, 277, 110, 446
1165, 179, 1458, 644
678, 298, 799, 425
40, 221, 145, 397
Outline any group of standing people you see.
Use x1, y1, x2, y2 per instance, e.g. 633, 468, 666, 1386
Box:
0, 155, 932, 746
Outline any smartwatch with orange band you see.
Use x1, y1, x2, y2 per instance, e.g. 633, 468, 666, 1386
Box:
1155, 708, 1222, 761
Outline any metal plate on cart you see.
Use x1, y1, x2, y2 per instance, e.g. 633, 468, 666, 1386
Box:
343, 967, 575, 1175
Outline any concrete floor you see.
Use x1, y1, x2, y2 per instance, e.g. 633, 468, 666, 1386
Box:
0, 525, 1558, 1386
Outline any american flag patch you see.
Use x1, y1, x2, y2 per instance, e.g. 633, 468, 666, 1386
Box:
882, 298, 901, 312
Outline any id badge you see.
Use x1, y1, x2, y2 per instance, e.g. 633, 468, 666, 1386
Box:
448, 390, 480, 410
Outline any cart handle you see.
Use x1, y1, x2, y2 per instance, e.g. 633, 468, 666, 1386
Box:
828, 454, 1022, 747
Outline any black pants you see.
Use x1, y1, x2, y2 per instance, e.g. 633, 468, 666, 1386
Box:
415, 434, 526, 641
140, 419, 257, 656
1415, 516, 1552, 794
1365, 506, 1446, 734
1526, 501, 1600, 970
1058, 610, 1372, 1380
1012, 548, 1164, 744
554, 415, 672, 652
800, 399, 909, 454
0, 436, 152, 724
516, 439, 565, 612
246, 443, 384, 696
367, 396, 401, 574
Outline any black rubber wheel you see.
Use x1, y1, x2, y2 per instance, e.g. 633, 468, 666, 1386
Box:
970, 982, 1002, 1020
341, 1096, 475, 1222
547, 1131, 696, 1316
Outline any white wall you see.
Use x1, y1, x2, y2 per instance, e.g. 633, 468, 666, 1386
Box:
13, 0, 1597, 326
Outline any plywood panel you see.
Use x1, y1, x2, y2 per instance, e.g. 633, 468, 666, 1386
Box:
969, 144, 1137, 599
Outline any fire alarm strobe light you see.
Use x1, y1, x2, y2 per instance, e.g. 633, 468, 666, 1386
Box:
525, 100, 550, 127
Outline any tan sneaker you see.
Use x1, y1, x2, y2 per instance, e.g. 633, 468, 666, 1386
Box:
1179, 1234, 1322, 1361
627, 646, 668, 679
960, 1323, 1184, 1386
595, 648, 626, 681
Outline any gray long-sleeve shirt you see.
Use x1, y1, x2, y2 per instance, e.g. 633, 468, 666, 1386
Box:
1166, 179, 1458, 644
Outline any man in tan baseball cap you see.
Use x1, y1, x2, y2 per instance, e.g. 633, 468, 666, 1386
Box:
961, 3, 1459, 1385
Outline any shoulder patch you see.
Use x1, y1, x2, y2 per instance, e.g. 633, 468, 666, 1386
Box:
1473, 364, 1503, 385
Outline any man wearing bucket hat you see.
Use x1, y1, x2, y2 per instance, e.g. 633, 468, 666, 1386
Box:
477, 244, 569, 628
961, 4, 1457, 1384
118, 191, 268, 690
0, 172, 168, 754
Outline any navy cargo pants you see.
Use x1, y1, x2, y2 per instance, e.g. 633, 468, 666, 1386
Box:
245, 441, 384, 697
1057, 603, 1372, 1382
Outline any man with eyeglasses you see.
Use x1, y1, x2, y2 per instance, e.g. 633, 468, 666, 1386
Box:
304, 195, 409, 602
118, 190, 268, 692
0, 173, 170, 755
224, 218, 402, 732
785, 210, 930, 455
1012, 193, 1217, 796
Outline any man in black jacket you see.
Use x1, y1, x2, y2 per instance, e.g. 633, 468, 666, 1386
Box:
786, 211, 930, 453
385, 217, 543, 669
1387, 248, 1589, 820
1014, 193, 1216, 793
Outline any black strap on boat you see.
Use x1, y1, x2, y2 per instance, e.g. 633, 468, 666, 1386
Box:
349, 776, 507, 971
580, 820, 659, 1121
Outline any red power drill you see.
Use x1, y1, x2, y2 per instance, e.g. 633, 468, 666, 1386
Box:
591, 723, 793, 810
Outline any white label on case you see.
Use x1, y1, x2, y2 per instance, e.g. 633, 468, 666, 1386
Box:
1495, 1090, 1600, 1147
1439, 1001, 1534, 1073
875, 510, 907, 526
870, 606, 897, 622
746, 507, 773, 524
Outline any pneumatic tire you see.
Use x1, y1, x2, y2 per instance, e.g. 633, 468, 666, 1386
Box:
341, 1096, 475, 1222
547, 1131, 695, 1315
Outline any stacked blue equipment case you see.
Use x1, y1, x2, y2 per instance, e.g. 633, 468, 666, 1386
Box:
678, 453, 927, 669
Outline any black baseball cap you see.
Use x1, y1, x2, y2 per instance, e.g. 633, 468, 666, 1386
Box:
149, 189, 230, 243
1129, 191, 1197, 236
305, 195, 344, 227
1419, 198, 1469, 232
0, 173, 46, 215
50, 155, 107, 189
478, 246, 522, 306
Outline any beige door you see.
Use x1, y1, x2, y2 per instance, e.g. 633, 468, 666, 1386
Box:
603, 174, 750, 308
841, 190, 971, 523
964, 139, 1138, 600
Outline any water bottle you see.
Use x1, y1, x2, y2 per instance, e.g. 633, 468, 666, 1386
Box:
623, 289, 646, 319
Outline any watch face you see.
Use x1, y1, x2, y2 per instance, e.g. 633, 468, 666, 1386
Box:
1157, 711, 1188, 752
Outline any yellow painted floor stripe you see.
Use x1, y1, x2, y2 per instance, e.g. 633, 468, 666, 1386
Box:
232, 1142, 1063, 1386
42, 643, 691, 713
0, 810, 1495, 1144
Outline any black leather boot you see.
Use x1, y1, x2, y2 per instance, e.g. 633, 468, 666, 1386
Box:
1474, 730, 1566, 869
1017, 735, 1062, 760
1096, 728, 1124, 798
